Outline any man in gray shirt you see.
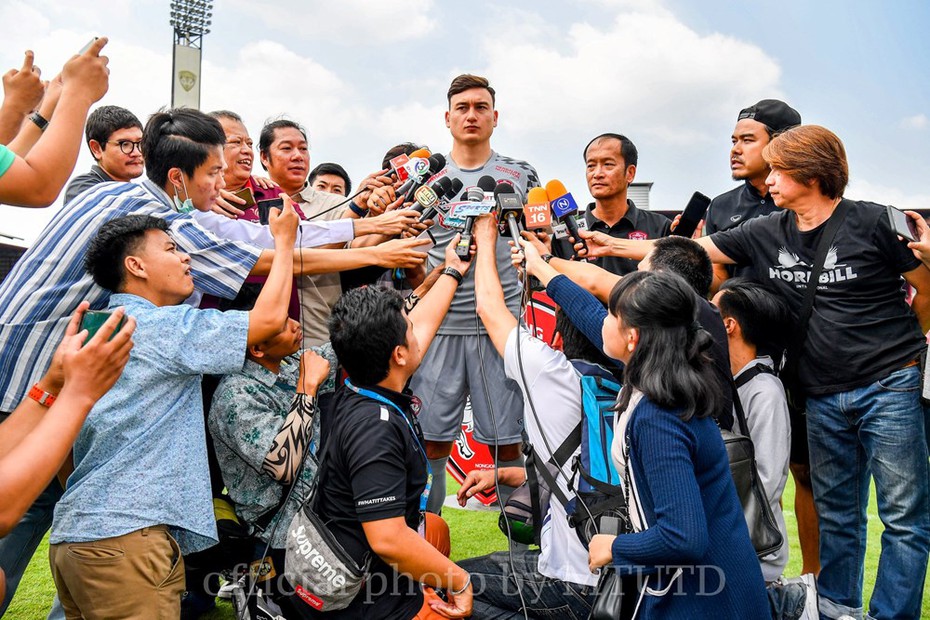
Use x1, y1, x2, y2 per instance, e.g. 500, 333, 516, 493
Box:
410, 74, 540, 513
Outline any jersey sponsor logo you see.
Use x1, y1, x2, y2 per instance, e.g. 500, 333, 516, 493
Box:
768, 246, 858, 285
290, 525, 349, 590
628, 231, 648, 241
494, 166, 521, 180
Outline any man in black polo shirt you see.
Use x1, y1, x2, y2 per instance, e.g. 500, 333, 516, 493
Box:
706, 99, 801, 288
315, 237, 474, 619
552, 133, 670, 275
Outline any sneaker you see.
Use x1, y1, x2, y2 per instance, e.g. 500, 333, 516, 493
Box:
798, 573, 818, 620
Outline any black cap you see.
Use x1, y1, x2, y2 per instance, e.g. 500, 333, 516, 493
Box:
737, 99, 801, 134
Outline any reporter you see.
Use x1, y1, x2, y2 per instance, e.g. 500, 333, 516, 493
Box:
0, 303, 133, 536
586, 270, 767, 618
0, 39, 111, 207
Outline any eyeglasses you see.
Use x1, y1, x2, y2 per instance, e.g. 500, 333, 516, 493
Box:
107, 140, 142, 155
225, 138, 254, 150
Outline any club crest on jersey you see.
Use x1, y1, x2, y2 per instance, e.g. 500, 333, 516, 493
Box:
628, 231, 648, 241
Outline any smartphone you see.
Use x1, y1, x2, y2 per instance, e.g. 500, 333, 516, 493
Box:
256, 197, 284, 225
78, 37, 99, 55
669, 191, 711, 238
232, 186, 256, 208
80, 310, 125, 344
887, 205, 918, 243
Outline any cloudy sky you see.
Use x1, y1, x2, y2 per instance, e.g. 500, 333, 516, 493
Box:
1, 0, 928, 244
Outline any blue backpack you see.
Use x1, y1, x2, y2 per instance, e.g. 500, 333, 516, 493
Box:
516, 360, 632, 546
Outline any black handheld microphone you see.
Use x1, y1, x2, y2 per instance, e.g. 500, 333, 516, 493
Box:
398, 153, 446, 202
413, 177, 451, 216
419, 177, 464, 224
494, 183, 524, 240
455, 175, 496, 261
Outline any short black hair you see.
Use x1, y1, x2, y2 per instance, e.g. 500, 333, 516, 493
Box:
447, 74, 495, 106
208, 109, 244, 124
717, 278, 791, 354
583, 133, 638, 168
218, 282, 262, 312
142, 108, 226, 187
329, 287, 407, 385
258, 119, 308, 171
647, 236, 713, 298
85, 215, 169, 292
381, 143, 420, 171
554, 309, 618, 373
308, 162, 352, 195
85, 105, 142, 158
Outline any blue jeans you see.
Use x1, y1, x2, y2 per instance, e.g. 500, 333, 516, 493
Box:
457, 550, 595, 620
807, 366, 930, 620
0, 477, 64, 619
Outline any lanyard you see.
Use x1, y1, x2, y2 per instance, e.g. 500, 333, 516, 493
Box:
344, 379, 432, 512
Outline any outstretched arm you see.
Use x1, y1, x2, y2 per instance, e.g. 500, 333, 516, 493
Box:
473, 215, 517, 357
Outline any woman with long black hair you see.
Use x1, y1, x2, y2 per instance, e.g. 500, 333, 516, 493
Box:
587, 270, 768, 618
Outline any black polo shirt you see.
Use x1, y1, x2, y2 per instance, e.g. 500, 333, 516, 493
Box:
552, 199, 671, 276
706, 182, 779, 281
315, 383, 428, 618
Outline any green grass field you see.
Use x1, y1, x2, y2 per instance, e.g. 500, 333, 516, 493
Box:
6, 474, 930, 618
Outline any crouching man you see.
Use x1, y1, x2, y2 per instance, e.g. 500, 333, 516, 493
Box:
313, 236, 475, 618
48, 200, 297, 619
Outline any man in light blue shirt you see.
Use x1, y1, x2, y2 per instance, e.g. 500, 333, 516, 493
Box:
49, 203, 298, 618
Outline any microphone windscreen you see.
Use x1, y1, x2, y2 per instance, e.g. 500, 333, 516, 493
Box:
428, 153, 446, 173
545, 179, 569, 199
447, 178, 464, 198
409, 147, 431, 159
493, 182, 515, 196
527, 187, 549, 205
477, 175, 497, 192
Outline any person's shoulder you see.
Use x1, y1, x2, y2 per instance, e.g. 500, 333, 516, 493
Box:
710, 184, 744, 206
492, 152, 539, 177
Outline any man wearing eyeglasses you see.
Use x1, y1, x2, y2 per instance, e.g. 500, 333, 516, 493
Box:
63, 105, 143, 204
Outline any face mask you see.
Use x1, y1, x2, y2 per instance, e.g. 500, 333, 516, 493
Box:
172, 174, 195, 213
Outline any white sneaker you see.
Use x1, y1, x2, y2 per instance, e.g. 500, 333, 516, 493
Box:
798, 573, 819, 620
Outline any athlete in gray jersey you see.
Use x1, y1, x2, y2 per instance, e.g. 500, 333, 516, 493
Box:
411, 74, 540, 514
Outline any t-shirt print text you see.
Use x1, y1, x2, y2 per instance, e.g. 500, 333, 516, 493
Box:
769, 246, 859, 289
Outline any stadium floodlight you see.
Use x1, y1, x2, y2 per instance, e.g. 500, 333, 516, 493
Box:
169, 0, 213, 109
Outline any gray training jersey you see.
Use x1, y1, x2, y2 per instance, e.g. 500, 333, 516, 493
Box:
425, 151, 540, 335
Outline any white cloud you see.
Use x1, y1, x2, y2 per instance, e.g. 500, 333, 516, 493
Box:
846, 178, 930, 212
901, 114, 928, 130
224, 0, 437, 44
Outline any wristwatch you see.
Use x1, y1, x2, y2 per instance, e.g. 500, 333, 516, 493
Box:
28, 383, 57, 407
29, 112, 49, 132
541, 253, 554, 264
441, 267, 464, 285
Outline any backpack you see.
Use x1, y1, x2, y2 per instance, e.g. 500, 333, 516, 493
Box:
500, 360, 632, 546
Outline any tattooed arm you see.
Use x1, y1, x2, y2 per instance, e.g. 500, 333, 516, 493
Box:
261, 350, 331, 484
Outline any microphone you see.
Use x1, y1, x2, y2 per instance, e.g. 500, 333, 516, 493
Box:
523, 187, 553, 230
494, 183, 523, 240
418, 178, 464, 223
414, 177, 451, 221
398, 153, 446, 201
455, 175, 496, 260
388, 147, 431, 181
546, 179, 587, 261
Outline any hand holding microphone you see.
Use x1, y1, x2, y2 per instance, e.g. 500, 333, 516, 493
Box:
546, 179, 588, 261
455, 175, 496, 261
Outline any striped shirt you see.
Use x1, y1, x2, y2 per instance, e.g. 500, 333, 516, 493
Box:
0, 179, 262, 412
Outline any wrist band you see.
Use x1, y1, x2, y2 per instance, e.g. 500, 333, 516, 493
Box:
349, 201, 368, 217
403, 293, 420, 314
28, 383, 57, 407
541, 253, 554, 264
29, 112, 49, 132
441, 267, 464, 285
450, 573, 471, 596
